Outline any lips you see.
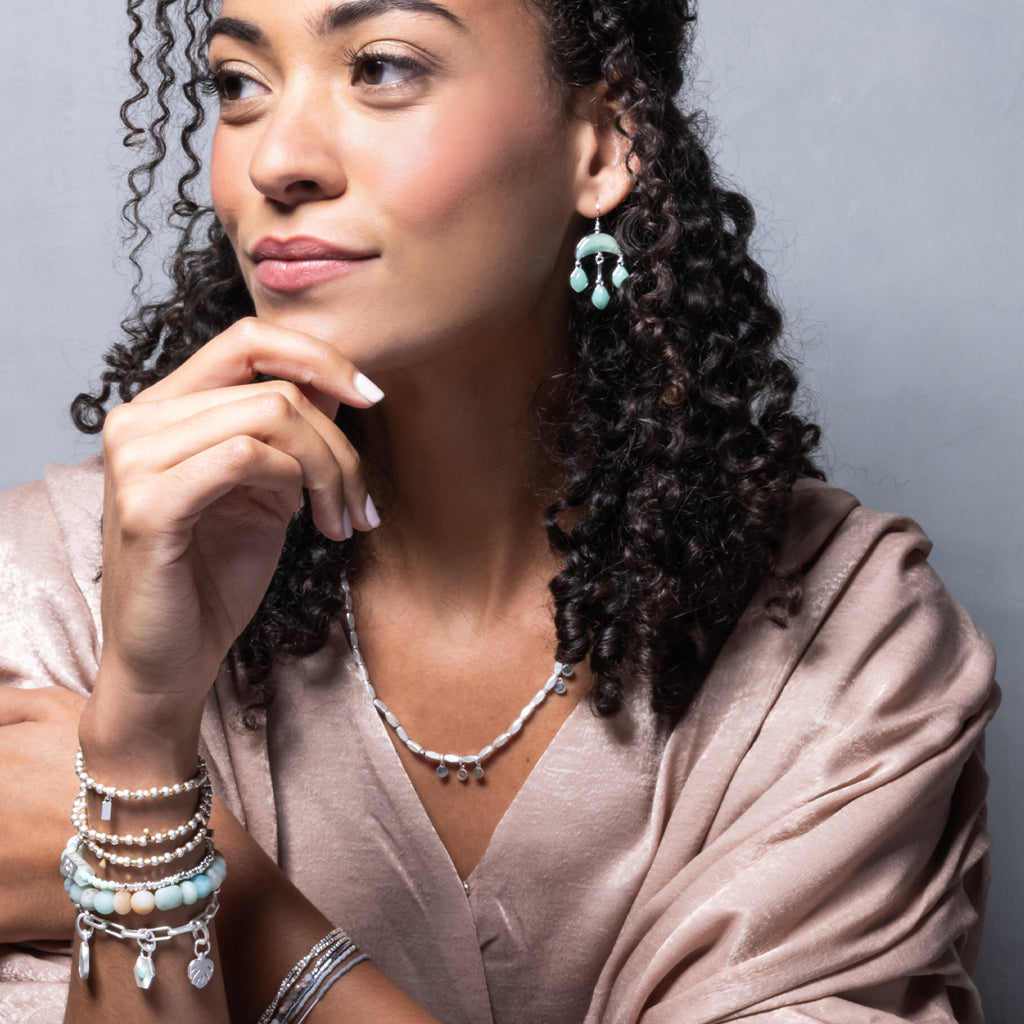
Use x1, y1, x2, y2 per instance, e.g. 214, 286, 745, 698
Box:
249, 235, 376, 292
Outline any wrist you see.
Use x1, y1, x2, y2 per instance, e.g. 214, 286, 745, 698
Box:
83, 662, 206, 786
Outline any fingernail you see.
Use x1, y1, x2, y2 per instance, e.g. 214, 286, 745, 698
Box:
342, 507, 353, 540
354, 372, 385, 405
364, 494, 381, 529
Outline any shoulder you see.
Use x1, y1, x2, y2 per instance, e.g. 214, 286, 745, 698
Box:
0, 456, 104, 694
735, 476, 996, 730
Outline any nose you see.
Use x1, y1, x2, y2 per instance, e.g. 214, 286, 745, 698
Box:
247, 91, 347, 206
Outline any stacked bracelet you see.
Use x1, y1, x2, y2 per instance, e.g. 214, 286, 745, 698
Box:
258, 927, 369, 1024
72, 784, 212, 849
65, 749, 226, 991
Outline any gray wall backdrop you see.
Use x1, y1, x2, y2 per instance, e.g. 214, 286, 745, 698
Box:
2, 2, 1021, 1019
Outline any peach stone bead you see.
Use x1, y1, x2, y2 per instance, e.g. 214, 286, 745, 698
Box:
130, 890, 156, 914
113, 891, 134, 915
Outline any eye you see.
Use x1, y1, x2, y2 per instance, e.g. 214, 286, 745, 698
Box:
347, 51, 426, 89
204, 69, 264, 104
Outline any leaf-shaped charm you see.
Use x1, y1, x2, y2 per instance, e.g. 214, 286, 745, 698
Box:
188, 954, 215, 989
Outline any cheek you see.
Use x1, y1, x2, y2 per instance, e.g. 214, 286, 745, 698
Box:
368, 92, 574, 245
209, 129, 244, 238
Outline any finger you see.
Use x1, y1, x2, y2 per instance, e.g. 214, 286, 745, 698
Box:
136, 318, 385, 412
0, 685, 85, 727
106, 385, 372, 532
114, 437, 346, 541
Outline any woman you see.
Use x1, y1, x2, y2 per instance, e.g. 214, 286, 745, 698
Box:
0, 0, 997, 1021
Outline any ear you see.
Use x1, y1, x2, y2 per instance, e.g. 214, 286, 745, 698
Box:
570, 84, 635, 218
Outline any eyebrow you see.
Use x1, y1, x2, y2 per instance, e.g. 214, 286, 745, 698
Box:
208, 0, 467, 48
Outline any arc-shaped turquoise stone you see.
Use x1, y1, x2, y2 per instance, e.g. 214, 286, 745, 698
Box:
575, 232, 624, 260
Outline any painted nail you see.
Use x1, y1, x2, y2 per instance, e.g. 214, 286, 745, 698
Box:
353, 373, 385, 405
364, 494, 381, 529
342, 507, 354, 540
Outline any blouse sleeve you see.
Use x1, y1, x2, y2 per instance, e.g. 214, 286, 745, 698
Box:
0, 462, 106, 1023
592, 500, 998, 1024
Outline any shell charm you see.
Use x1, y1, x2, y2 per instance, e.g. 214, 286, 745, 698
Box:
188, 953, 215, 989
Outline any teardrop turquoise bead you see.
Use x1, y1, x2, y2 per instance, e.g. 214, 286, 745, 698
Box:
591, 283, 611, 310
570, 265, 589, 293
612, 263, 629, 287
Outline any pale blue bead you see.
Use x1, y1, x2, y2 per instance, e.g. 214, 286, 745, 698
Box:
180, 881, 199, 906
155, 885, 184, 911
212, 855, 227, 879
68, 883, 84, 905
93, 890, 116, 916
80, 888, 99, 911
205, 867, 223, 890
74, 865, 92, 888
64, 878, 74, 894
192, 874, 212, 899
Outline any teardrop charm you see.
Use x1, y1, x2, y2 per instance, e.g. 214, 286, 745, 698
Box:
78, 933, 91, 980
473, 764, 485, 779
436, 764, 449, 779
591, 283, 610, 310
612, 262, 629, 288
570, 264, 588, 293
457, 766, 469, 782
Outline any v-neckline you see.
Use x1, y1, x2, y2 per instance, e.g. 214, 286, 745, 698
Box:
352, 657, 594, 886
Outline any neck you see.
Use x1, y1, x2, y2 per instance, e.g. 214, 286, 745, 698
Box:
352, 330, 566, 614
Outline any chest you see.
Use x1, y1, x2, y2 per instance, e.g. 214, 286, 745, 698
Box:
265, 645, 667, 1024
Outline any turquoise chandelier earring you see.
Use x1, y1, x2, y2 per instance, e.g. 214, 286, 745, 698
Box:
570, 204, 630, 310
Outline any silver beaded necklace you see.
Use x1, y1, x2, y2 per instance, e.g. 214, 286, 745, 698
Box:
340, 575, 574, 782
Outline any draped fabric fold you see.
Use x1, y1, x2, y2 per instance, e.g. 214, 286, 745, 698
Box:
0, 460, 998, 1024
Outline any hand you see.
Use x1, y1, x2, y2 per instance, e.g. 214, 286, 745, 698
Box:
83, 318, 382, 772
0, 685, 84, 943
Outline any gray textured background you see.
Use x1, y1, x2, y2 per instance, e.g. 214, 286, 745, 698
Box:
1, 2, 1021, 1018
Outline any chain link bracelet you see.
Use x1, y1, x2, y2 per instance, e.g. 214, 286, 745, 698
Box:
75, 892, 219, 990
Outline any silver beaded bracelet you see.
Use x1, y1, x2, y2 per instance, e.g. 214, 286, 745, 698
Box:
71, 781, 213, 850
75, 746, 209, 821
76, 892, 219, 990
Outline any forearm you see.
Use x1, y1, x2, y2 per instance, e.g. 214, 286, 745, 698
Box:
69, 712, 441, 1024
213, 803, 442, 1024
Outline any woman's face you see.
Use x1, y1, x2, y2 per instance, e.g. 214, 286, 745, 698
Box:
208, 0, 592, 378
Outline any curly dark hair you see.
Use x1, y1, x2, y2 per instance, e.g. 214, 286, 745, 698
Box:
73, 0, 821, 727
